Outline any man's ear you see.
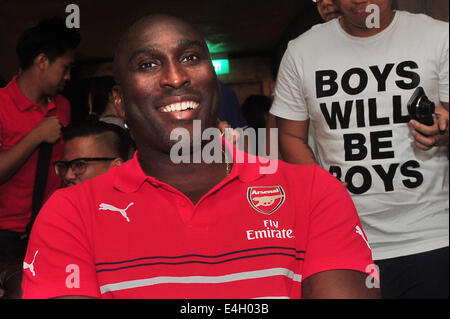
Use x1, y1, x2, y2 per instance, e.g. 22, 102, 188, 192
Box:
34, 53, 49, 71
111, 157, 124, 167
112, 85, 126, 121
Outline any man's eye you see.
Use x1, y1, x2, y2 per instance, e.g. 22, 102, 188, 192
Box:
56, 163, 68, 171
73, 161, 87, 170
182, 55, 199, 63
138, 62, 157, 70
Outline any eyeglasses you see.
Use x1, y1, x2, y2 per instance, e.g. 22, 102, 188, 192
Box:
53, 157, 116, 176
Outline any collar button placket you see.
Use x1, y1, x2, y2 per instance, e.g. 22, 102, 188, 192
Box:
177, 196, 194, 223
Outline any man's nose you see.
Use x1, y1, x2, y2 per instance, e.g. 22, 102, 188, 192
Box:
160, 61, 190, 89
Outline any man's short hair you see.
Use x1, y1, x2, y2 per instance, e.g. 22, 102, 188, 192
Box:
16, 17, 81, 70
62, 120, 132, 161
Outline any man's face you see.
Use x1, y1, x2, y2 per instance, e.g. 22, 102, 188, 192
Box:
61, 135, 119, 186
41, 50, 75, 96
336, 0, 392, 27
114, 16, 221, 153
316, 0, 341, 21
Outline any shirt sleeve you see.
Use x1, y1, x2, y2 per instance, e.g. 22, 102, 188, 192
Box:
269, 44, 310, 121
22, 189, 101, 299
301, 166, 377, 282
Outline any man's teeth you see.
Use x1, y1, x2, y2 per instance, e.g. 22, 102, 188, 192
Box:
160, 101, 199, 112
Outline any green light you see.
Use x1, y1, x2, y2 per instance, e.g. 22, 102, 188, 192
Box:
206, 41, 227, 54
212, 59, 229, 75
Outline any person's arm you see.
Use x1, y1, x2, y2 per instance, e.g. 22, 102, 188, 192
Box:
265, 114, 283, 161
0, 116, 61, 184
302, 269, 380, 299
409, 102, 449, 150
277, 116, 316, 165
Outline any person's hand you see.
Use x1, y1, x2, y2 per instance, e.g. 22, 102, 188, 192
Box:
32, 116, 62, 144
409, 105, 449, 150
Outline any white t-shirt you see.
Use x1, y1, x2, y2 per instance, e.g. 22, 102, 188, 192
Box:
270, 11, 449, 260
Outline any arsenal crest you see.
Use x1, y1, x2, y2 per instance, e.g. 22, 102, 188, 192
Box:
247, 186, 286, 215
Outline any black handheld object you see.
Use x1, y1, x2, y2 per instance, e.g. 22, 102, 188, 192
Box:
407, 87, 435, 126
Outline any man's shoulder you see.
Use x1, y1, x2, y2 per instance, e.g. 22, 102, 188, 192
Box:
277, 160, 334, 181
257, 157, 327, 183
0, 83, 14, 105
287, 20, 337, 50
275, 159, 317, 174
253, 159, 343, 200
398, 10, 448, 25
0, 85, 15, 122
397, 10, 448, 32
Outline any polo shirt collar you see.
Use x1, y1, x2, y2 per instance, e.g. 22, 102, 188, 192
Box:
113, 137, 268, 193
223, 137, 265, 183
7, 75, 56, 113
113, 152, 149, 193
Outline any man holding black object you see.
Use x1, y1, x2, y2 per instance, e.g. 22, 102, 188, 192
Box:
270, 0, 448, 298
22, 14, 378, 299
407, 87, 449, 150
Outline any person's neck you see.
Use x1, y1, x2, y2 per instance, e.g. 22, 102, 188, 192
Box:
16, 71, 49, 110
101, 102, 119, 118
340, 10, 395, 37
137, 145, 230, 204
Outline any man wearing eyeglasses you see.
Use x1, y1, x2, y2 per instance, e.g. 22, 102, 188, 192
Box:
55, 120, 131, 187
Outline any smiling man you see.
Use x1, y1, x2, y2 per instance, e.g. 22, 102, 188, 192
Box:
22, 14, 378, 299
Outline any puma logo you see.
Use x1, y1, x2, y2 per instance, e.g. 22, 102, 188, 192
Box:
99, 202, 134, 222
355, 225, 371, 249
23, 250, 39, 277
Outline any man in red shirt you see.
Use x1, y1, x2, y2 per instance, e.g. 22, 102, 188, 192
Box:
0, 17, 80, 298
22, 14, 379, 299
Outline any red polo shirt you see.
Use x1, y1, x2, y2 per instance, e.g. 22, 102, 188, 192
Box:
22, 147, 376, 299
0, 76, 71, 232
